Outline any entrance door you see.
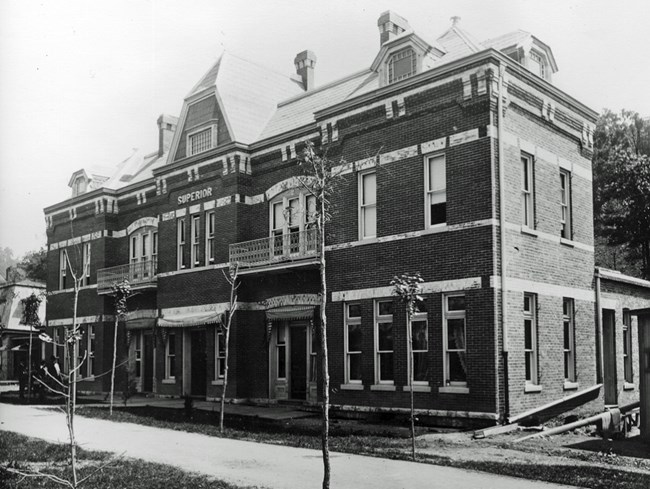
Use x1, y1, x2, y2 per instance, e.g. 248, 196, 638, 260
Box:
290, 325, 307, 400
143, 333, 154, 392
603, 309, 618, 405
190, 330, 207, 397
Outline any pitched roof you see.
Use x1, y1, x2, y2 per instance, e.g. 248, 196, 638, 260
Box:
482, 30, 531, 51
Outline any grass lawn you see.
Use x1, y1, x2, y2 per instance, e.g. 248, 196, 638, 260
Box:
77, 405, 650, 489
0, 431, 255, 489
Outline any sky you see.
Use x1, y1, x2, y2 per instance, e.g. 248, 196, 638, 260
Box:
1, 0, 649, 257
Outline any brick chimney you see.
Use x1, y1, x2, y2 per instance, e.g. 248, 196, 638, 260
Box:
377, 11, 411, 46
157, 114, 178, 157
294, 50, 317, 91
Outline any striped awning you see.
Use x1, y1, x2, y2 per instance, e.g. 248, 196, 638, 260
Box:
265, 305, 315, 322
158, 311, 224, 328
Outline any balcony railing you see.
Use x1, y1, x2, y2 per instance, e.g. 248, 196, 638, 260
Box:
97, 259, 157, 293
229, 229, 320, 270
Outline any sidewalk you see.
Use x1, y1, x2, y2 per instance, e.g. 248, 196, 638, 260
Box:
0, 404, 578, 489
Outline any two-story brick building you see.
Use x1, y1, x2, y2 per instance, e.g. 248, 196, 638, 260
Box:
43, 12, 650, 425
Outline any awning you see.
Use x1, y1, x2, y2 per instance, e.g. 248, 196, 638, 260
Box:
125, 318, 157, 330
158, 311, 224, 328
265, 305, 315, 322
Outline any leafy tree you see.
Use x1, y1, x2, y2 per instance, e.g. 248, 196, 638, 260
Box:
20, 292, 44, 403
18, 247, 48, 283
109, 280, 132, 415
593, 109, 650, 278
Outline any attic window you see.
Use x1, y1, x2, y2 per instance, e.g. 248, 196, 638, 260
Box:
188, 126, 215, 156
529, 51, 547, 79
388, 48, 416, 83
72, 177, 87, 197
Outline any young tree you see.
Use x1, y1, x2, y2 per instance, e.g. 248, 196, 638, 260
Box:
109, 280, 132, 415
297, 141, 349, 489
20, 292, 43, 404
391, 272, 424, 461
219, 263, 239, 433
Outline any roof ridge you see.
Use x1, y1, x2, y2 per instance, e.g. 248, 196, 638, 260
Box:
277, 68, 373, 107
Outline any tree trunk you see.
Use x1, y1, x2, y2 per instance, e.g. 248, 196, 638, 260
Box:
220, 323, 231, 434
69, 284, 80, 488
110, 316, 119, 415
27, 328, 33, 404
318, 210, 330, 489
407, 312, 416, 461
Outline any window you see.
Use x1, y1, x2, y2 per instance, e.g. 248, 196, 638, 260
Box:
345, 304, 362, 383
191, 215, 201, 267
81, 242, 91, 286
560, 169, 572, 239
623, 309, 633, 383
270, 193, 316, 256
410, 302, 428, 384
205, 211, 215, 264
86, 325, 95, 377
177, 219, 186, 269
524, 293, 538, 384
563, 298, 575, 382
134, 332, 142, 377
152, 232, 158, 270
165, 334, 176, 379
375, 300, 394, 383
130, 228, 157, 278
188, 127, 214, 156
215, 332, 226, 379
521, 154, 535, 228
359, 171, 377, 239
529, 51, 546, 79
425, 154, 446, 226
309, 328, 318, 383
277, 324, 287, 379
59, 249, 68, 290
72, 176, 87, 197
388, 47, 417, 83
444, 295, 467, 386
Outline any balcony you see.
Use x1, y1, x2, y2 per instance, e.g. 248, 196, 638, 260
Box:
229, 229, 320, 274
97, 260, 157, 294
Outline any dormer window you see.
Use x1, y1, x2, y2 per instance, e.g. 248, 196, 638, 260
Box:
388, 48, 416, 83
529, 51, 547, 79
188, 125, 216, 156
72, 176, 87, 197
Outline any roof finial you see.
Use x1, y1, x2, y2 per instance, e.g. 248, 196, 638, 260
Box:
451, 16, 461, 27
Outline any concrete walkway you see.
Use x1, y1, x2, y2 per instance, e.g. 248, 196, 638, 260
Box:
0, 404, 577, 489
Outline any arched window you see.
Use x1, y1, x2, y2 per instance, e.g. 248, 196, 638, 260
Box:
388, 48, 416, 84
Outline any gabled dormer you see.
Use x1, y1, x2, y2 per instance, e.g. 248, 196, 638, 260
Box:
482, 30, 558, 82
68, 168, 110, 198
372, 11, 446, 88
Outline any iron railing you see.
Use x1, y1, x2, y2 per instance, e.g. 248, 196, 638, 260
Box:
97, 259, 157, 292
229, 229, 319, 269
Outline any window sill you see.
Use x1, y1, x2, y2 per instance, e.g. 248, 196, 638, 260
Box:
162, 378, 176, 384
402, 384, 432, 393
211, 380, 224, 386
524, 383, 543, 393
520, 226, 538, 237
340, 383, 364, 391
370, 384, 396, 391
438, 386, 469, 394
623, 382, 635, 391
560, 237, 575, 248
563, 381, 579, 391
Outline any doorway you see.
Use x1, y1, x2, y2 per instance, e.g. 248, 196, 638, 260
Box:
290, 325, 307, 400
190, 329, 207, 397
143, 332, 154, 392
602, 309, 618, 405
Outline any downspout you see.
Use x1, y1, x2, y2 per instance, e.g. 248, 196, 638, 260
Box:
497, 62, 510, 421
595, 268, 603, 383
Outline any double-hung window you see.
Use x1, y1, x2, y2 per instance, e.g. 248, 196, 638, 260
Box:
410, 302, 428, 384
623, 309, 633, 383
563, 298, 575, 383
215, 332, 226, 380
375, 300, 394, 383
277, 325, 287, 379
191, 215, 201, 267
152, 232, 158, 272
524, 293, 538, 385
177, 219, 186, 270
345, 304, 362, 384
81, 242, 91, 286
425, 154, 446, 226
560, 169, 572, 239
444, 295, 467, 386
59, 249, 68, 290
206, 211, 215, 264
359, 171, 377, 239
521, 154, 535, 228
165, 334, 176, 380
86, 325, 95, 378
134, 332, 142, 377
